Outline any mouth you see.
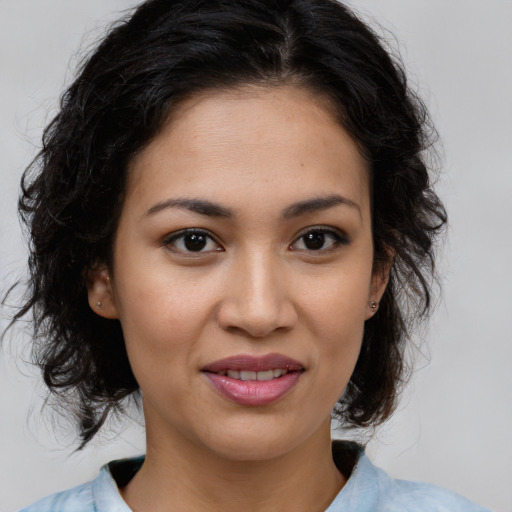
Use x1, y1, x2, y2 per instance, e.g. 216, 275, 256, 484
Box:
211, 368, 290, 381
202, 353, 305, 406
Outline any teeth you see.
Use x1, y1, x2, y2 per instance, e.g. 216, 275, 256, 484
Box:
220, 369, 289, 381
256, 370, 274, 381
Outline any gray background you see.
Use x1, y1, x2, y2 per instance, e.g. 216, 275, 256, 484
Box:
1, 1, 511, 511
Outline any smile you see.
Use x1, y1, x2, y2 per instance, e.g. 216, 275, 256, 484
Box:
202, 354, 304, 406
213, 369, 289, 381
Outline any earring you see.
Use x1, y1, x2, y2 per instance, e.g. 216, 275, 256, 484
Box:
97, 301, 102, 308
370, 301, 378, 312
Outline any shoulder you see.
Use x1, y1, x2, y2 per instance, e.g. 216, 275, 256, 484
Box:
383, 477, 491, 512
17, 456, 142, 512
330, 441, 491, 512
17, 482, 94, 512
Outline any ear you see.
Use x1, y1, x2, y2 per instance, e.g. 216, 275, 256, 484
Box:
87, 265, 119, 319
365, 257, 393, 320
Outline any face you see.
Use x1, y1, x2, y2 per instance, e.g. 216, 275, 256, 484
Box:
89, 85, 387, 462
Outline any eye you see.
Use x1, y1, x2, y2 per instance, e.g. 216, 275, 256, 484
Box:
291, 227, 349, 252
163, 229, 222, 254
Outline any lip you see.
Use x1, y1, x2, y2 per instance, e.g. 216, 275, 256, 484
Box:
202, 353, 305, 406
202, 353, 304, 373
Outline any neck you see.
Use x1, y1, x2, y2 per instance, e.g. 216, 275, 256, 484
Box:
121, 420, 345, 512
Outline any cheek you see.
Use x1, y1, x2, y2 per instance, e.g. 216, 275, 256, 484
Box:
311, 292, 367, 402
297, 260, 372, 393
113, 275, 214, 373
300, 268, 372, 339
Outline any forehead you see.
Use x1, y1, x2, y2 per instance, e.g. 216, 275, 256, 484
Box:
126, 85, 371, 218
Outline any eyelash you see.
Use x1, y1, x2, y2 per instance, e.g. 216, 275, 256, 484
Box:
162, 227, 350, 255
162, 229, 222, 254
290, 226, 350, 253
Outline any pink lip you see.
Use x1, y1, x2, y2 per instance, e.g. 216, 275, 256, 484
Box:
202, 353, 305, 406
202, 353, 304, 373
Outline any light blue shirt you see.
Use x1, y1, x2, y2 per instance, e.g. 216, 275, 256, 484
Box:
19, 443, 490, 511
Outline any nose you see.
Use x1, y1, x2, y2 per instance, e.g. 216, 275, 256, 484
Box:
217, 251, 298, 338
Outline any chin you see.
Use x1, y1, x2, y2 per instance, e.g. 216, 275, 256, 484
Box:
208, 434, 300, 462
195, 415, 324, 463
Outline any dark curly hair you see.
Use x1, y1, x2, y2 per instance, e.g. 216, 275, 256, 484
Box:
12, 0, 446, 447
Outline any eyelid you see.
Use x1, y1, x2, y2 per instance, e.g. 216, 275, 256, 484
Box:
290, 225, 351, 251
162, 228, 224, 253
160, 226, 349, 255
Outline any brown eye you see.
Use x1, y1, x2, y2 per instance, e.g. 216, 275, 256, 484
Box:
183, 232, 208, 251
303, 231, 326, 250
291, 228, 349, 252
164, 229, 222, 254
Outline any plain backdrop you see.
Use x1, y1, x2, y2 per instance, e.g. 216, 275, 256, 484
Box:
1, 1, 511, 511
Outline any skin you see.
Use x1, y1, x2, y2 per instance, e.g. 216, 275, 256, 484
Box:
88, 85, 389, 512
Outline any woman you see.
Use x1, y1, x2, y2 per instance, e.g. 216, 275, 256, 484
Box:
10, 0, 489, 510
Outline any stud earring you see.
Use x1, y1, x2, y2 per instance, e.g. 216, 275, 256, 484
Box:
97, 301, 102, 308
370, 301, 378, 312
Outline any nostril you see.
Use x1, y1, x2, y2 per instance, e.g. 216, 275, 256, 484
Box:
221, 323, 288, 339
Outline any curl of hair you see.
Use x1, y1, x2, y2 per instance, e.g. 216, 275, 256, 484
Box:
13, 0, 446, 447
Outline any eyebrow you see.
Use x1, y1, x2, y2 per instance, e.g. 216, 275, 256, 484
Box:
145, 194, 360, 219
281, 194, 361, 219
145, 198, 234, 218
